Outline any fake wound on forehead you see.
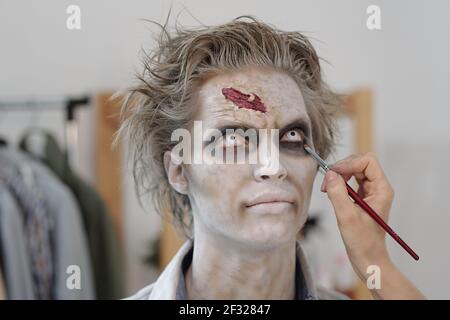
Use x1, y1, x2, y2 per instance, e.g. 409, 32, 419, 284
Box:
221, 87, 267, 113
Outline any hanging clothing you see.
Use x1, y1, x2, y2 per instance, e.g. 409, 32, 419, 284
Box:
0, 265, 5, 300
0, 148, 95, 299
20, 132, 124, 299
1, 161, 54, 299
0, 183, 35, 299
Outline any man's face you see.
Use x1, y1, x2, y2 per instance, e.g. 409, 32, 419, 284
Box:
183, 66, 318, 249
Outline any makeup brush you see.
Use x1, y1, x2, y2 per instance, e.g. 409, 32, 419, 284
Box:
303, 144, 419, 261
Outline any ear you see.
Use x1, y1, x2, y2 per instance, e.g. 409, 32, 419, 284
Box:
164, 150, 188, 195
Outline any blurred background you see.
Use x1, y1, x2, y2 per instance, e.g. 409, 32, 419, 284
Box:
0, 0, 448, 299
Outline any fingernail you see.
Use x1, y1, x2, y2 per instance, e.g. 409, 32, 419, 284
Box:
320, 179, 326, 192
326, 170, 337, 182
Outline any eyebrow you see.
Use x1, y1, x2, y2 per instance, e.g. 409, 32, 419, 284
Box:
208, 117, 312, 138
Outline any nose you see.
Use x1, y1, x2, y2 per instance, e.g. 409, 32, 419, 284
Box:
252, 128, 287, 182
253, 162, 288, 181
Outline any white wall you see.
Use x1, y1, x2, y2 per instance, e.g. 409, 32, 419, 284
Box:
1, 0, 449, 298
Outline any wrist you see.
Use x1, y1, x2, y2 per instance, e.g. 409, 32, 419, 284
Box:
351, 248, 393, 282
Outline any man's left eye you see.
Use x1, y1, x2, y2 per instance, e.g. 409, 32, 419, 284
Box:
281, 129, 304, 142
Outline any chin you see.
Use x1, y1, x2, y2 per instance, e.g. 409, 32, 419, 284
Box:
235, 222, 299, 250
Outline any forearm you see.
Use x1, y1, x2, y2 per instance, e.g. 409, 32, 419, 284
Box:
370, 261, 425, 300
354, 258, 426, 300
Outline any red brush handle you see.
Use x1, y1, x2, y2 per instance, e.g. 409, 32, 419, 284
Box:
345, 182, 419, 261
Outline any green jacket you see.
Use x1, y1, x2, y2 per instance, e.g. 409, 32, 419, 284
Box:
20, 131, 124, 299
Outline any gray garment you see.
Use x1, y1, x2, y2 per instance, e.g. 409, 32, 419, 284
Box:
0, 264, 5, 299
0, 185, 35, 299
4, 161, 54, 299
0, 148, 95, 299
126, 239, 349, 300
174, 241, 314, 300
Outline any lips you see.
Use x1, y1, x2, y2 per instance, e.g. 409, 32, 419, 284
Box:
246, 192, 295, 208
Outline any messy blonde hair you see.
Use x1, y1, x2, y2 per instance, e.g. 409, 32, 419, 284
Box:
116, 16, 342, 239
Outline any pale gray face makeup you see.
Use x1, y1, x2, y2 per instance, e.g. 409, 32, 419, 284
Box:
183, 66, 318, 249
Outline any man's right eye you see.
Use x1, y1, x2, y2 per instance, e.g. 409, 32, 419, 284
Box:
217, 133, 247, 148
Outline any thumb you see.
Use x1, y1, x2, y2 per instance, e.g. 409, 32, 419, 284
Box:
324, 170, 357, 223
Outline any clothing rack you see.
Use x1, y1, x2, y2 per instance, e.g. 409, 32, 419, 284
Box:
0, 93, 125, 299
0, 96, 90, 120
0, 95, 90, 167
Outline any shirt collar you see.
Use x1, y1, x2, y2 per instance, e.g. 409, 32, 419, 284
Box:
148, 239, 318, 300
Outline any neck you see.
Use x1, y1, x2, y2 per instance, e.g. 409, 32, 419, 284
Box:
185, 229, 297, 300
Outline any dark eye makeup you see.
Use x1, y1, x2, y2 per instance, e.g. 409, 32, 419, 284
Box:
207, 126, 307, 155
279, 128, 307, 154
